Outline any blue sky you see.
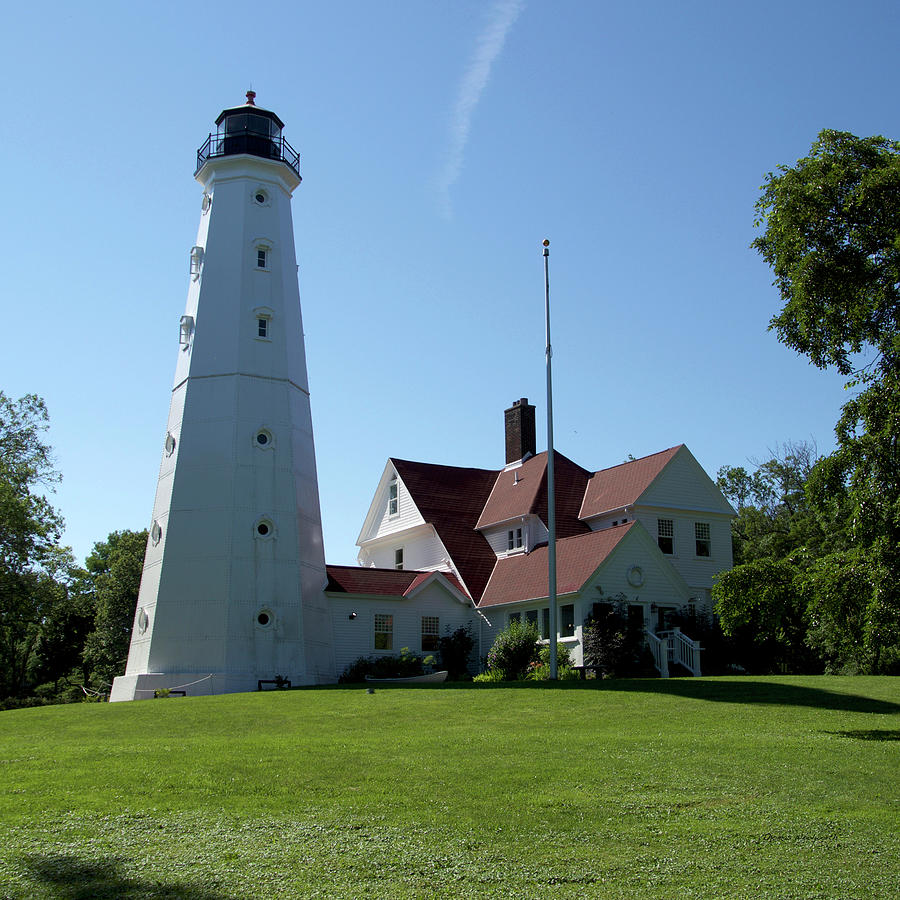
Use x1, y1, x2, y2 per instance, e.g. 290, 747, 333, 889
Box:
2, 1, 898, 566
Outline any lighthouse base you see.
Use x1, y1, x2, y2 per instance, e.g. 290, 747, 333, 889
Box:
109, 670, 328, 702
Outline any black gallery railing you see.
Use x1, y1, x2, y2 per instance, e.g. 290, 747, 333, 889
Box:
195, 131, 301, 177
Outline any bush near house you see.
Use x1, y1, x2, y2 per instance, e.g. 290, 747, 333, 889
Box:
483, 619, 540, 679
437, 623, 475, 680
582, 596, 655, 678
338, 648, 434, 683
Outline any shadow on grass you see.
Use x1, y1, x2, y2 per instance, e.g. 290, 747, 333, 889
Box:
349, 678, 900, 714
19, 854, 236, 900
824, 729, 900, 741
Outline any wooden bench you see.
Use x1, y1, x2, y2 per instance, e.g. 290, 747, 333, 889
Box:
257, 678, 292, 691
571, 665, 603, 680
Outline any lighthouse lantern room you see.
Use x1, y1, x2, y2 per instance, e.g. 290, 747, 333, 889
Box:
110, 94, 335, 701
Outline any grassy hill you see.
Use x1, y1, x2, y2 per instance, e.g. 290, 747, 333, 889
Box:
0, 677, 898, 899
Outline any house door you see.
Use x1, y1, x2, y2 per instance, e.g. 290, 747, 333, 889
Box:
656, 606, 677, 631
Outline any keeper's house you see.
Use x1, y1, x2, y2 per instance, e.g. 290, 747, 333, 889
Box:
326, 398, 735, 676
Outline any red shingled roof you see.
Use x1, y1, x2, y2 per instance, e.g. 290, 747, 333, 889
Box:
579, 446, 682, 519
478, 523, 634, 608
391, 459, 498, 601
325, 565, 467, 598
476, 451, 592, 538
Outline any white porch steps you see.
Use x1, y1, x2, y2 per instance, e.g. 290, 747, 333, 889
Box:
645, 627, 702, 677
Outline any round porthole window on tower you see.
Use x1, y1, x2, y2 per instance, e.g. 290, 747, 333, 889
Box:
256, 609, 274, 628
254, 428, 274, 449
201, 192, 212, 213
253, 189, 269, 206
164, 432, 176, 456
151, 520, 163, 546
255, 518, 275, 539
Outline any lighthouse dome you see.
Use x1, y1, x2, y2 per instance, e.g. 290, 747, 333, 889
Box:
196, 91, 300, 177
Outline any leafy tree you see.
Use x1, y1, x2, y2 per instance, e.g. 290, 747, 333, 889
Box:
744, 129, 900, 673
712, 557, 819, 674
801, 545, 900, 675
81, 529, 147, 690
753, 129, 900, 548
716, 441, 837, 566
753, 129, 900, 380
0, 393, 68, 699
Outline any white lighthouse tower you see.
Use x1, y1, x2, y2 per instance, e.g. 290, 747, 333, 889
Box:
111, 93, 335, 700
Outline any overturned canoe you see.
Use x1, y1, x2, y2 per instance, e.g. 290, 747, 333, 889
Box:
364, 670, 449, 684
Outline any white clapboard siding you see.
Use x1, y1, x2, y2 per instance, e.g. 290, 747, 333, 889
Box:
638, 447, 735, 516
363, 527, 451, 571
329, 582, 474, 677
633, 509, 732, 601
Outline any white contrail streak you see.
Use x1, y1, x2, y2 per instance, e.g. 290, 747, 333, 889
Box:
437, 0, 525, 217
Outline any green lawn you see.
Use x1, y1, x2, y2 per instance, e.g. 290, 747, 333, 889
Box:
0, 677, 898, 899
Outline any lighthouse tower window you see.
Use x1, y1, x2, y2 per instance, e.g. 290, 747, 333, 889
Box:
256, 248, 268, 269
257, 317, 269, 338
189, 246, 204, 281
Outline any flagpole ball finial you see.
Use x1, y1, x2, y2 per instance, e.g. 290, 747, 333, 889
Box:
542, 239, 550, 247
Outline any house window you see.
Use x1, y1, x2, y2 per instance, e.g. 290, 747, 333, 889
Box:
257, 248, 268, 268
541, 607, 550, 640
394, 548, 403, 570
507, 527, 523, 551
374, 614, 393, 650
257, 316, 269, 339
560, 604, 575, 638
695, 522, 711, 557
421, 616, 439, 652
525, 609, 538, 628
657, 518, 674, 554
509, 612, 521, 624
388, 479, 399, 517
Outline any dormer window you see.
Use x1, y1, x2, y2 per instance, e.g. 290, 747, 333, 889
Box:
388, 479, 399, 517
507, 527, 523, 552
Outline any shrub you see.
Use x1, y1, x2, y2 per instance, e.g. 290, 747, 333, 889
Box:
485, 620, 539, 679
538, 642, 572, 669
582, 595, 653, 677
438, 624, 475, 680
526, 663, 580, 681
472, 668, 506, 683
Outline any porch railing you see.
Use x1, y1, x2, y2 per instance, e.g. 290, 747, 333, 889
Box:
646, 627, 702, 677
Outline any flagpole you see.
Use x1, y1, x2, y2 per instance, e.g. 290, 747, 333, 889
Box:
543, 239, 557, 680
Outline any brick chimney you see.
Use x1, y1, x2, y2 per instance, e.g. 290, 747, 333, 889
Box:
504, 398, 536, 465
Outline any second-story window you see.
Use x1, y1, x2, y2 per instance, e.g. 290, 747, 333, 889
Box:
394, 548, 403, 570
695, 522, 711, 557
388, 479, 399, 517
658, 519, 674, 554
